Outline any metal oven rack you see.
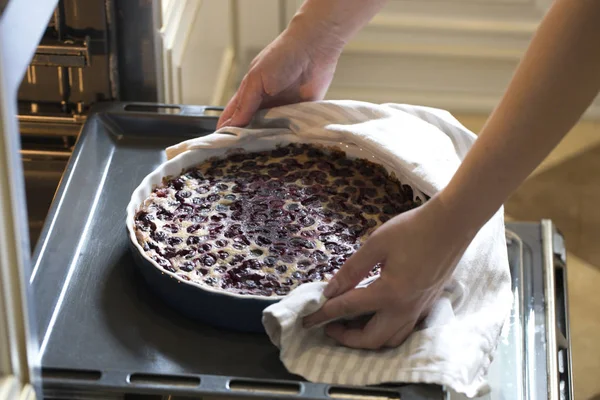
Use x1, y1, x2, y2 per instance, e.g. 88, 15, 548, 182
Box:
29, 103, 572, 400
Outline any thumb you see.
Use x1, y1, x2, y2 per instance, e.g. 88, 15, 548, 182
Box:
227, 73, 265, 128
324, 238, 384, 298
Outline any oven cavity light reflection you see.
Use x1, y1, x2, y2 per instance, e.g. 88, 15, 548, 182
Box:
39, 147, 116, 356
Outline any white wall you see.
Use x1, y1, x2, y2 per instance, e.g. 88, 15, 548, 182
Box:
161, 0, 600, 119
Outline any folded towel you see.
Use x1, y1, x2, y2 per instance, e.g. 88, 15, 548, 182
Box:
166, 101, 513, 398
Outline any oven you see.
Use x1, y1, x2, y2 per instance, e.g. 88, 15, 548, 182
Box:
16, 0, 161, 252
0, 1, 574, 399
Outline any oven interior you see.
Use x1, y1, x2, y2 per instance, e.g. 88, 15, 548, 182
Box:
18, 0, 159, 251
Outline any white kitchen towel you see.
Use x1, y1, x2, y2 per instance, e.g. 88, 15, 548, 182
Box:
166, 101, 513, 398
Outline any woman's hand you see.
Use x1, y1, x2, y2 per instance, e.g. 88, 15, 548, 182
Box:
216, 26, 341, 129
217, 0, 388, 129
303, 197, 475, 349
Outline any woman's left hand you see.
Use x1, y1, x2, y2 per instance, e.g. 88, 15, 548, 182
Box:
303, 196, 475, 349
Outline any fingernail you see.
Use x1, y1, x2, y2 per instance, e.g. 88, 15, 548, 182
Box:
323, 280, 339, 298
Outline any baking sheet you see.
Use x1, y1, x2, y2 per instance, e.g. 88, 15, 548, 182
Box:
30, 102, 537, 400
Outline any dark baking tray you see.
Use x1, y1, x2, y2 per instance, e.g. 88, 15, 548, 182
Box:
30, 102, 445, 399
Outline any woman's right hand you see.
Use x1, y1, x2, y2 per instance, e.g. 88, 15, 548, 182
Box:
216, 22, 342, 129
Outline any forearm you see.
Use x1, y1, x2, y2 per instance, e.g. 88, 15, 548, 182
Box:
285, 0, 387, 55
439, 0, 600, 234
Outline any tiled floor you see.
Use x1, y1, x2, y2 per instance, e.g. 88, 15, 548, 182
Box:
457, 114, 600, 400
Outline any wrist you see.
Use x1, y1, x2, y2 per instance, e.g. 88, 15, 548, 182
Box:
285, 12, 345, 64
425, 191, 483, 245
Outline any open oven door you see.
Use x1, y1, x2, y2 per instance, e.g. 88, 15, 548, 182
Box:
0, 0, 60, 398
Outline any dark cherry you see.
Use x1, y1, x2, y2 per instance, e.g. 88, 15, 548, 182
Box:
230, 254, 245, 265
202, 254, 217, 267
251, 248, 264, 256
379, 215, 391, 223
271, 147, 290, 157
175, 190, 192, 202
186, 236, 201, 245
216, 183, 228, 191
196, 186, 210, 194
300, 230, 315, 239
285, 224, 301, 233
275, 265, 288, 273
289, 237, 315, 249
136, 211, 153, 222
269, 199, 285, 208
179, 261, 194, 272
187, 224, 202, 233
169, 178, 185, 191
255, 236, 271, 246
176, 204, 194, 216
268, 169, 286, 178
135, 220, 156, 233
382, 204, 396, 215
308, 272, 323, 281
192, 197, 206, 206
156, 208, 174, 221
204, 277, 217, 286
300, 195, 320, 206
299, 216, 315, 227
215, 239, 228, 248
200, 243, 212, 252
312, 250, 328, 262
151, 231, 167, 242
163, 247, 178, 259
178, 249, 194, 258
211, 250, 226, 261
167, 237, 183, 247
241, 161, 257, 169
242, 259, 261, 270
263, 257, 277, 267
153, 256, 175, 272
207, 194, 220, 202
253, 213, 268, 223
190, 214, 208, 223
349, 226, 364, 236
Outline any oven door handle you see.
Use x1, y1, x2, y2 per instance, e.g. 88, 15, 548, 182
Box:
542, 220, 573, 400
109, 102, 224, 118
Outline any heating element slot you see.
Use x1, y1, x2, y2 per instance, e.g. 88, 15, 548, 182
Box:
329, 387, 401, 400
128, 373, 200, 387
41, 367, 102, 381
228, 379, 301, 395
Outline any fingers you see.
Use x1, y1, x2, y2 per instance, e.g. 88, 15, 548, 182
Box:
323, 237, 383, 298
325, 310, 407, 350
217, 72, 265, 129
217, 90, 240, 128
303, 283, 382, 328
383, 321, 415, 348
